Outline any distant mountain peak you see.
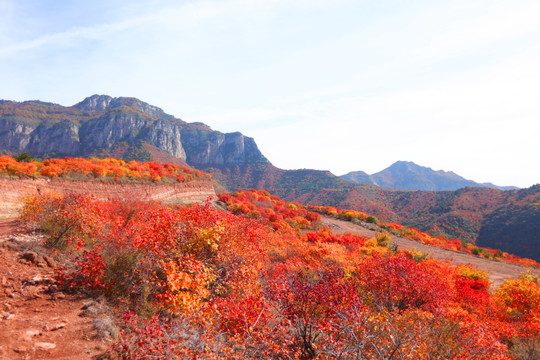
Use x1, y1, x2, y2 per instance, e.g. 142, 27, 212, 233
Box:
74, 94, 113, 111
74, 95, 170, 120
341, 161, 517, 191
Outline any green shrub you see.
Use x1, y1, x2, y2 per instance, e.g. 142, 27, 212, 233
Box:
366, 215, 379, 224
14, 152, 33, 162
375, 232, 391, 247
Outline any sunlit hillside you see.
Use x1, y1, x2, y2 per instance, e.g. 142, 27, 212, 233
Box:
7, 163, 538, 359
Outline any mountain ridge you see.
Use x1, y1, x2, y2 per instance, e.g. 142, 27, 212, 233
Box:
0, 95, 269, 171
341, 160, 517, 191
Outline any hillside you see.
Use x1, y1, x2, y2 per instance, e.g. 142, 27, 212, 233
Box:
0, 155, 215, 232
477, 185, 540, 261
2, 182, 540, 358
321, 215, 539, 288
295, 184, 540, 259
1, 95, 538, 261
245, 174, 540, 260
1, 159, 539, 358
342, 161, 517, 191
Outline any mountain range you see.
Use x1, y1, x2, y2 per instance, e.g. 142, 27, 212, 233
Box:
0, 95, 538, 260
341, 161, 517, 191
0, 95, 269, 171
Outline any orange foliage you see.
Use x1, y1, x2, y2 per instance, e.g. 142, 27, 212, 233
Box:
305, 199, 539, 269
0, 155, 211, 182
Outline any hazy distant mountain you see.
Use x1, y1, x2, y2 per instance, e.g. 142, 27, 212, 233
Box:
341, 161, 517, 191
340, 170, 372, 184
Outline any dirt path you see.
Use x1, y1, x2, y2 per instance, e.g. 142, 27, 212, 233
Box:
321, 216, 540, 289
0, 219, 19, 236
0, 233, 113, 359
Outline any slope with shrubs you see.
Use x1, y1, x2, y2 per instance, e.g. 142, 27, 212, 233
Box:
224, 189, 540, 268
0, 154, 210, 183
294, 183, 540, 260
20, 186, 540, 359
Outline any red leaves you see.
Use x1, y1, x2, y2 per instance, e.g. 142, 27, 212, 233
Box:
454, 276, 492, 312
356, 253, 453, 312
73, 249, 107, 290
265, 263, 360, 325
20, 188, 540, 359
23, 193, 268, 316
219, 189, 322, 234
212, 295, 270, 335
305, 228, 368, 246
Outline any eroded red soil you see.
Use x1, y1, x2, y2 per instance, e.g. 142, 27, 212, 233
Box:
0, 232, 113, 360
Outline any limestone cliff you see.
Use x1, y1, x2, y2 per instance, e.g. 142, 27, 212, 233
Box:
0, 96, 269, 170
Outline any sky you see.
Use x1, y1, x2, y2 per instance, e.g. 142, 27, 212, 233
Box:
1, 0, 539, 188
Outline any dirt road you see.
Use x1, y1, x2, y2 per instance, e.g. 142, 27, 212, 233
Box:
321, 216, 540, 288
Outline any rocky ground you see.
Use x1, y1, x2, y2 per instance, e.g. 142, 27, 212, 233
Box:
0, 229, 114, 360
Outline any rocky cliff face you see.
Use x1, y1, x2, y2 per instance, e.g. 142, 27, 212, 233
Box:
78, 113, 187, 159
181, 130, 265, 167
0, 95, 269, 170
0, 119, 79, 155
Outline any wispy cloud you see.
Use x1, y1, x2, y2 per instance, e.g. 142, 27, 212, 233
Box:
0, 18, 143, 57
1, 0, 539, 186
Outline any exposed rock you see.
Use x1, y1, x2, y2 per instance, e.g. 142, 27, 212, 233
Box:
20, 251, 38, 264
78, 112, 187, 159
13, 346, 27, 353
43, 321, 67, 331
0, 95, 269, 173
22, 329, 41, 341
74, 94, 113, 111
23, 285, 42, 299
35, 342, 56, 350
43, 256, 56, 268
28, 275, 44, 284
181, 130, 267, 167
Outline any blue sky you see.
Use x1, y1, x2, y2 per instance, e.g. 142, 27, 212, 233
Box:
1, 0, 539, 187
